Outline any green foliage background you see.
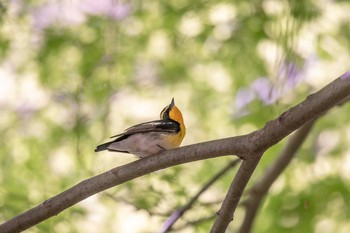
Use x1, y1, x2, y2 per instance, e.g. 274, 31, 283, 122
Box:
0, 0, 350, 232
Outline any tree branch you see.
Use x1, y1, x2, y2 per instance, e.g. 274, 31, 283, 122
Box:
0, 72, 349, 233
210, 154, 262, 232
160, 159, 240, 233
237, 93, 350, 233
239, 120, 315, 233
209, 71, 350, 232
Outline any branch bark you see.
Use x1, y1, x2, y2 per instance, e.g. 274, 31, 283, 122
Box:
210, 154, 262, 232
209, 72, 350, 232
237, 93, 350, 233
0, 72, 349, 233
239, 120, 315, 233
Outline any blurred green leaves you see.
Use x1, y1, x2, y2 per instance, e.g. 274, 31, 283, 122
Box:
1, 0, 350, 232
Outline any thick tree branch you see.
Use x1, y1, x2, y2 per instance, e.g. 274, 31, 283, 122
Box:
238, 93, 350, 233
210, 71, 350, 232
239, 120, 315, 233
160, 159, 240, 233
0, 72, 349, 233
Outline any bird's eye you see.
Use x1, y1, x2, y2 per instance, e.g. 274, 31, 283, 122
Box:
160, 105, 170, 119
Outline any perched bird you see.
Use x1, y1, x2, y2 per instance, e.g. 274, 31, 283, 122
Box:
95, 98, 186, 158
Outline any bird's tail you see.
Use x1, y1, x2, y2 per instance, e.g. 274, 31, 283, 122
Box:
95, 141, 112, 152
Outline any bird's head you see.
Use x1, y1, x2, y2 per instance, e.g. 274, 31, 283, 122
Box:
160, 98, 185, 126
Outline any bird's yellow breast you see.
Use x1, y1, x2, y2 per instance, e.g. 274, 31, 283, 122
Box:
163, 130, 186, 149
168, 105, 186, 147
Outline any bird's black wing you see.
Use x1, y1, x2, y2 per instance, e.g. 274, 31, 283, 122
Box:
110, 119, 180, 138
94, 136, 131, 152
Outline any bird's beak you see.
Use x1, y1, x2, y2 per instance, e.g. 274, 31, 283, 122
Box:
170, 98, 175, 108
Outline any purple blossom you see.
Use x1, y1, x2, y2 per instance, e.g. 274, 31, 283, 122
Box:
235, 88, 255, 111
234, 87, 255, 117
252, 77, 278, 105
33, 0, 131, 30
233, 58, 311, 118
278, 61, 304, 88
33, 3, 86, 30
340, 70, 350, 80
233, 78, 279, 117
234, 78, 278, 116
80, 0, 131, 20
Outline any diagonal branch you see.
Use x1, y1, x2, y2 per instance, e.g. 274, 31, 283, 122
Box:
210, 154, 262, 232
160, 159, 240, 233
238, 94, 350, 233
0, 72, 349, 233
209, 71, 350, 233
239, 120, 315, 233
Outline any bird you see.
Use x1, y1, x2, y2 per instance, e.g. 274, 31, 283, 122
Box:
95, 98, 186, 158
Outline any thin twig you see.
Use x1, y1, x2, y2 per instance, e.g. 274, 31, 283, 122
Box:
171, 214, 216, 232
160, 159, 240, 233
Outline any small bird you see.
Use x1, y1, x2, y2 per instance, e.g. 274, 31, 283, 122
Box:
95, 98, 186, 158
